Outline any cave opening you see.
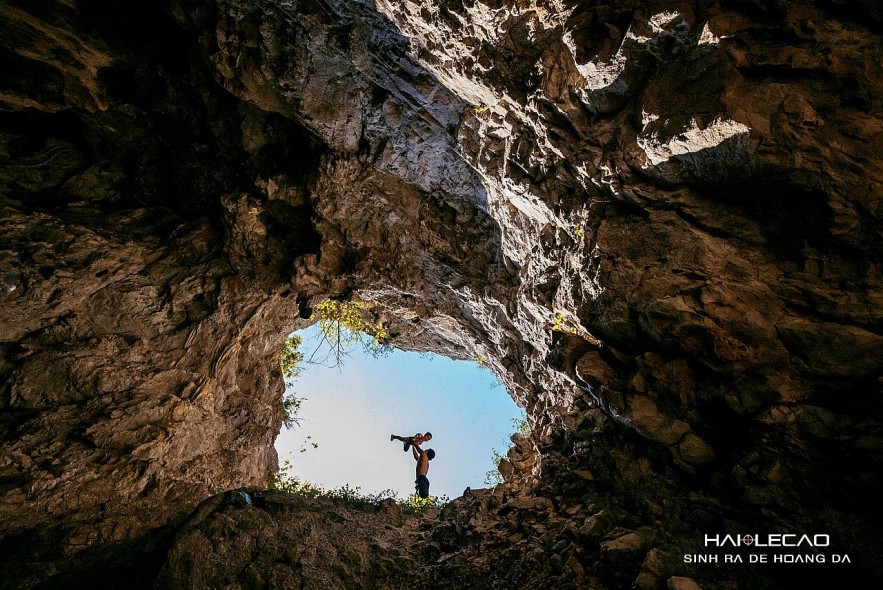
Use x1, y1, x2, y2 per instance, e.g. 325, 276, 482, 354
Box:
274, 323, 525, 501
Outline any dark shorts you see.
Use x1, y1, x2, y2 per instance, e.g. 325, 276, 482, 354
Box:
415, 475, 430, 498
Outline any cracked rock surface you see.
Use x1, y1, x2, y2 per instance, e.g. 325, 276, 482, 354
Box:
1, 0, 881, 588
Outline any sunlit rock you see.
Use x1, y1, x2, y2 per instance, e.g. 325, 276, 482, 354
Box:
1, 0, 881, 588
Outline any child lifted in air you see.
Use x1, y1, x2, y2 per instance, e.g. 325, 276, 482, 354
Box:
390, 431, 432, 452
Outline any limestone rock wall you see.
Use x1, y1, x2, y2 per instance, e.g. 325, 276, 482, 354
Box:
1, 0, 881, 588
0, 0, 320, 577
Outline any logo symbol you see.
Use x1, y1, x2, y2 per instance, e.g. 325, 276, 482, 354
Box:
742, 535, 754, 545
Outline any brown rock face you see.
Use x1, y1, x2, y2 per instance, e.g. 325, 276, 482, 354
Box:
1, 0, 881, 588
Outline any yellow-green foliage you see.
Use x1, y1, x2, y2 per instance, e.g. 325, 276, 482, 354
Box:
313, 300, 389, 360
552, 312, 578, 334
280, 334, 304, 379
484, 448, 505, 486
279, 336, 306, 429
512, 413, 531, 437
403, 493, 447, 513
270, 460, 447, 514
281, 394, 303, 430
484, 411, 530, 486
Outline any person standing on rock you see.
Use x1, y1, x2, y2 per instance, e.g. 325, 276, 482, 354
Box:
390, 431, 432, 452
412, 443, 435, 499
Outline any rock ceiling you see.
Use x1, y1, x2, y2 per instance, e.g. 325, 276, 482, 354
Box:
1, 0, 881, 588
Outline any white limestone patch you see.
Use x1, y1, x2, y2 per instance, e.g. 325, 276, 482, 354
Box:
698, 23, 721, 45
372, 0, 608, 394
563, 30, 629, 92
641, 110, 660, 129
591, 163, 623, 199
563, 11, 689, 93
638, 117, 751, 166
649, 11, 683, 34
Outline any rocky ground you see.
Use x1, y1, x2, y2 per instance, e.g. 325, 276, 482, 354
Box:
1, 0, 881, 588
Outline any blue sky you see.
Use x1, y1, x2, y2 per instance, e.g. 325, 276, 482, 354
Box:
274, 324, 524, 499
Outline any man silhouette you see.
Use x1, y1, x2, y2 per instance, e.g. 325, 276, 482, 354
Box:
412, 443, 436, 499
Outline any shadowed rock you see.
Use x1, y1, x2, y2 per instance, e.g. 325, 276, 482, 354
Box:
1, 0, 881, 588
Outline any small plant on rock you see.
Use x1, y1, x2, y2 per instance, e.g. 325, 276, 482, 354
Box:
552, 312, 578, 334
484, 411, 530, 486
484, 448, 505, 486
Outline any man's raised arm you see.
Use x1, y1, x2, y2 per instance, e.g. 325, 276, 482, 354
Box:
412, 444, 422, 461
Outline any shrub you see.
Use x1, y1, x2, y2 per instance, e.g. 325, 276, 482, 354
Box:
310, 300, 390, 366
512, 413, 530, 437
281, 394, 303, 429
280, 334, 304, 380
484, 411, 530, 485
269, 460, 447, 514
484, 448, 505, 486
279, 335, 310, 430
401, 492, 448, 515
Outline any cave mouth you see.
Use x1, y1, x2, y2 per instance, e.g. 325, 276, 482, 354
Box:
274, 323, 524, 500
